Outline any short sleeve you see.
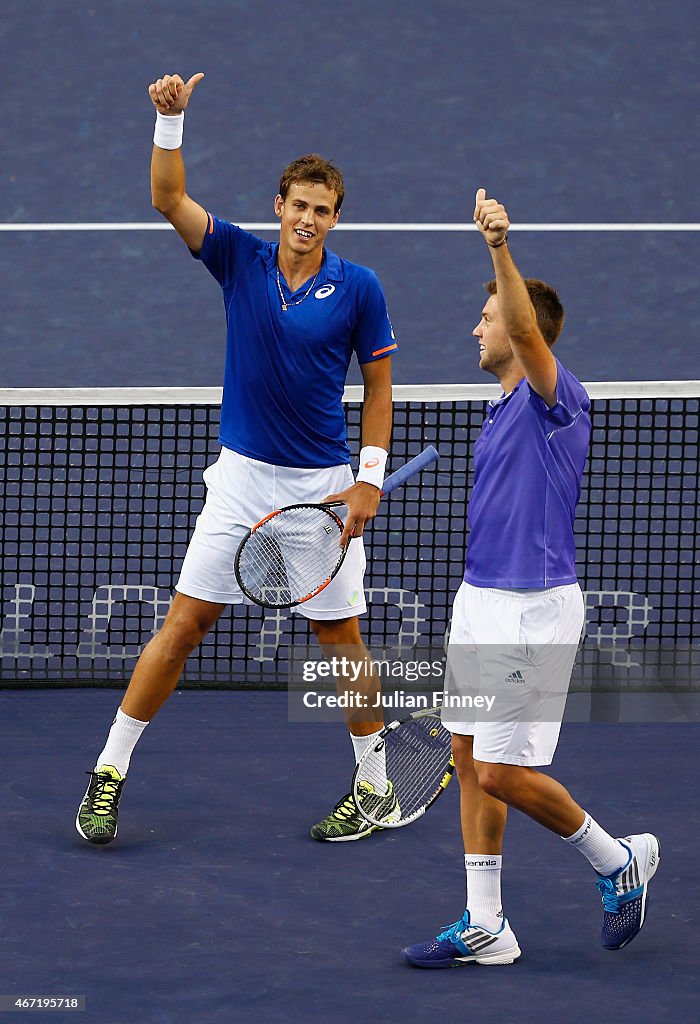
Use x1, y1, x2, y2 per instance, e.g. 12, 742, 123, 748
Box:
351, 270, 398, 364
190, 215, 261, 288
527, 360, 590, 430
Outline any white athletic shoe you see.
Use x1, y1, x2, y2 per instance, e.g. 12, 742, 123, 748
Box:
401, 910, 521, 968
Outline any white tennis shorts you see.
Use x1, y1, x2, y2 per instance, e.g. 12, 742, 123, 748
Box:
442, 581, 584, 766
176, 447, 367, 620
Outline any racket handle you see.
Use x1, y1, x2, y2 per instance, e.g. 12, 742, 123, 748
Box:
381, 445, 439, 496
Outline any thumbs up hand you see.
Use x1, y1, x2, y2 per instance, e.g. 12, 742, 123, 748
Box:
148, 73, 205, 115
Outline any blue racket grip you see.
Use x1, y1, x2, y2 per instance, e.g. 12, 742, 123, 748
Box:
381, 445, 439, 496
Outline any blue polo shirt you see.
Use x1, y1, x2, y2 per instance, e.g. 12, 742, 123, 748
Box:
465, 361, 591, 589
192, 215, 397, 467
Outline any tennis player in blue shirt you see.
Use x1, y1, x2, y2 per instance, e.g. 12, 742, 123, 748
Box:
402, 190, 659, 966
76, 72, 399, 846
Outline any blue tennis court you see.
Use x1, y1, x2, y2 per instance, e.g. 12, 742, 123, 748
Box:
1, 689, 697, 1023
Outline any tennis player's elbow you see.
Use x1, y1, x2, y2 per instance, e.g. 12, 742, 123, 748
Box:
151, 193, 170, 216
151, 187, 184, 217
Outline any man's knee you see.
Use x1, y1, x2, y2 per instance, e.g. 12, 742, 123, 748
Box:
474, 761, 513, 801
158, 596, 223, 661
451, 733, 475, 778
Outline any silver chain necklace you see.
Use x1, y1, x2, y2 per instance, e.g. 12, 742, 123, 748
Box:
276, 263, 320, 312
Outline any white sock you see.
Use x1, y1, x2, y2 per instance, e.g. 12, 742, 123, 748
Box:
563, 812, 629, 876
350, 729, 388, 792
465, 853, 503, 930
350, 728, 381, 762
94, 707, 149, 777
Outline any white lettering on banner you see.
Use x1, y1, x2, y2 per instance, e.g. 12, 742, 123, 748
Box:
249, 588, 428, 662
252, 606, 291, 664
367, 587, 428, 649
0, 585, 52, 658
0, 584, 655, 664
583, 590, 653, 668
74, 586, 173, 660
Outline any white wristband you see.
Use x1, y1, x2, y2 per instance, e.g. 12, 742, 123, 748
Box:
153, 111, 184, 150
356, 446, 388, 490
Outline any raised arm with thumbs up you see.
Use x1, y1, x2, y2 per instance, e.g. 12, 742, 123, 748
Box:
148, 72, 209, 251
472, 187, 558, 406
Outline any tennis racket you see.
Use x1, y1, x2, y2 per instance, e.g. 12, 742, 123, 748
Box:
353, 707, 454, 828
234, 445, 439, 609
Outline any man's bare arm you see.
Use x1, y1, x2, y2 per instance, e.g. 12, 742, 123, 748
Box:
322, 356, 393, 546
148, 73, 209, 253
359, 354, 393, 453
473, 188, 558, 406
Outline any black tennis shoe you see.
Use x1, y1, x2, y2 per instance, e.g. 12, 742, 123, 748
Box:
76, 765, 125, 845
310, 781, 398, 841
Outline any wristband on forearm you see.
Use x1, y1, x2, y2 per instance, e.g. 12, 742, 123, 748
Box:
153, 111, 184, 150
356, 446, 388, 489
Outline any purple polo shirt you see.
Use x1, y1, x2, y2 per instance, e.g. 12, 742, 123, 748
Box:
465, 361, 591, 588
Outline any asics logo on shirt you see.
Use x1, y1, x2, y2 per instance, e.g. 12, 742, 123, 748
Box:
314, 285, 336, 300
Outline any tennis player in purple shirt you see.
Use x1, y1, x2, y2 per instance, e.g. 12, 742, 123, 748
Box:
402, 189, 659, 968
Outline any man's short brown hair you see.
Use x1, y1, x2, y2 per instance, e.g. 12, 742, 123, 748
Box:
278, 154, 345, 214
485, 277, 565, 347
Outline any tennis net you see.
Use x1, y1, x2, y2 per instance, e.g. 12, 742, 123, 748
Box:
1, 383, 698, 690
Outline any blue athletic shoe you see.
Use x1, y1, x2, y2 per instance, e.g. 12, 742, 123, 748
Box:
596, 833, 660, 950
401, 910, 521, 968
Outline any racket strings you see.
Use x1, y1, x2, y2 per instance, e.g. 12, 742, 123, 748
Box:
358, 717, 452, 824
238, 505, 344, 605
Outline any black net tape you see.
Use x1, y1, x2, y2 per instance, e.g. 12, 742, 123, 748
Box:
1, 396, 698, 689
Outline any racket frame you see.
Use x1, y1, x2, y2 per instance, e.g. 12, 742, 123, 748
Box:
234, 445, 440, 610
234, 502, 346, 609
352, 706, 455, 828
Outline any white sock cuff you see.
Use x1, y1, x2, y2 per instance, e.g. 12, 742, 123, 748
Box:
562, 811, 629, 876
350, 728, 383, 763
115, 707, 149, 729
563, 813, 592, 844
94, 707, 149, 776
465, 853, 502, 870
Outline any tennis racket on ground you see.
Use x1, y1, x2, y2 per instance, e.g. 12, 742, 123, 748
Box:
234, 445, 439, 609
353, 707, 454, 828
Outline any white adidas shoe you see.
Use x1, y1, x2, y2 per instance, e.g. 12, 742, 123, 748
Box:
402, 910, 521, 968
